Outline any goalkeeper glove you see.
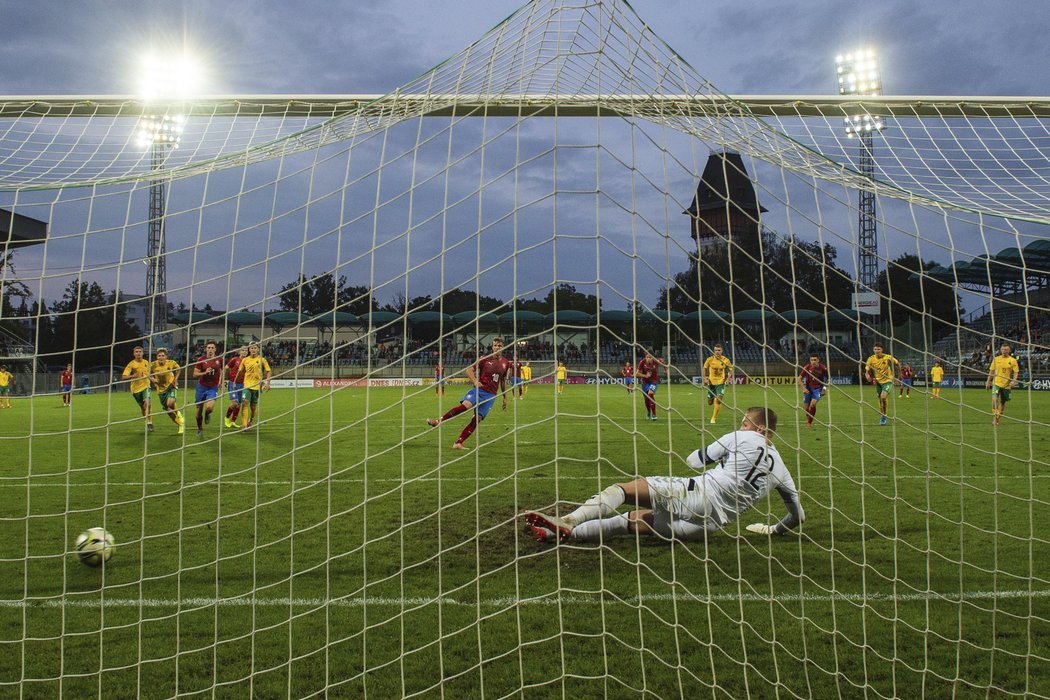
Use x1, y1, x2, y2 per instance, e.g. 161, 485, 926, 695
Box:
746, 523, 776, 535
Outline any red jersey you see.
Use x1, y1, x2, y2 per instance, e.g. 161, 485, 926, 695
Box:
60, 370, 73, 386
621, 363, 634, 378
473, 355, 510, 394
901, 365, 913, 379
225, 356, 243, 383
196, 355, 224, 387
637, 358, 660, 384
800, 362, 829, 390
510, 360, 523, 378
435, 365, 445, 379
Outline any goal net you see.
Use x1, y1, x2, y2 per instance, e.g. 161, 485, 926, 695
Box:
2, 0, 1048, 697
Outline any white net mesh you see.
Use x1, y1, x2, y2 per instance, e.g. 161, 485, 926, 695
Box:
1, 0, 1048, 697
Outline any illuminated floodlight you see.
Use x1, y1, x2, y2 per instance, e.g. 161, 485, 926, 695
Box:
137, 52, 203, 102
835, 48, 884, 138
135, 114, 185, 149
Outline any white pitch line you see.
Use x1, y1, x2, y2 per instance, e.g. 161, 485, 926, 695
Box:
2, 588, 1048, 609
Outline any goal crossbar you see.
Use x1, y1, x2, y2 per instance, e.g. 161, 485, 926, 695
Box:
3, 94, 1048, 119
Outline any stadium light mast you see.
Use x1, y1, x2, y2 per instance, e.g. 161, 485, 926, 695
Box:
836, 49, 885, 340
136, 52, 197, 349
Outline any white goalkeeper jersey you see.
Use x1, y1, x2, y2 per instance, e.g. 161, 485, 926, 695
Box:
685, 430, 800, 527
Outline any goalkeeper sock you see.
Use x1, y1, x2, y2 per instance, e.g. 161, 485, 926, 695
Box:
570, 514, 630, 542
564, 485, 626, 528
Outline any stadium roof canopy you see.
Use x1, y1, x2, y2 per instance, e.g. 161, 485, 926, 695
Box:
593, 309, 633, 323
637, 309, 683, 323
681, 309, 729, 323
170, 310, 215, 325
364, 311, 401, 326
406, 311, 452, 325
310, 311, 359, 328
919, 239, 1050, 293
452, 310, 500, 327
265, 311, 311, 329
546, 310, 591, 324
225, 312, 262, 327
734, 309, 774, 322
779, 309, 823, 323
0, 208, 47, 248
498, 310, 545, 324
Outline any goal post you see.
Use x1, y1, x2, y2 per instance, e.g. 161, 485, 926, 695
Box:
1, 1, 1048, 697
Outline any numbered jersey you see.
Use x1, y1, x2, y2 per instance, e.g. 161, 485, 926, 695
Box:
688, 430, 798, 526
474, 355, 510, 394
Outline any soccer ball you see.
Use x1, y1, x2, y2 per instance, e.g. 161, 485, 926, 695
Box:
74, 528, 115, 567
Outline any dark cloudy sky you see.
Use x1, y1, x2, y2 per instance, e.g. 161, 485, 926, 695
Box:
2, 0, 1047, 315
4, 0, 1046, 97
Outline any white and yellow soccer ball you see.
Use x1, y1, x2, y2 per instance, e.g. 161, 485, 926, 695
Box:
74, 528, 115, 567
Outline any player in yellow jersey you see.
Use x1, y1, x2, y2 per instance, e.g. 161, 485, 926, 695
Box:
150, 348, 185, 434
556, 361, 567, 394
864, 343, 900, 426
985, 344, 1019, 426
521, 361, 532, 396
702, 344, 733, 424
234, 341, 271, 431
930, 360, 945, 398
121, 346, 153, 431
0, 365, 13, 408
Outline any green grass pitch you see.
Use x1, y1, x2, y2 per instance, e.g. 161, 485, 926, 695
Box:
1, 383, 1048, 698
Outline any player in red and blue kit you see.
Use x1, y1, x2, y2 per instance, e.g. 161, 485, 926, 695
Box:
434, 363, 445, 396
636, 351, 663, 421
509, 357, 524, 400
224, 346, 247, 428
899, 363, 913, 398
60, 363, 74, 406
799, 354, 829, 427
621, 360, 635, 394
427, 337, 510, 449
192, 341, 224, 436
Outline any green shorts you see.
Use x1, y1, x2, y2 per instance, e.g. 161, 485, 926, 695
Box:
707, 383, 726, 399
241, 387, 261, 405
132, 388, 151, 406
557, 379, 566, 385
0, 386, 9, 395
875, 382, 892, 396
157, 388, 177, 406
991, 385, 1011, 403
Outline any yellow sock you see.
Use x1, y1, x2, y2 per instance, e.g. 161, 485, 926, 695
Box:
712, 402, 721, 420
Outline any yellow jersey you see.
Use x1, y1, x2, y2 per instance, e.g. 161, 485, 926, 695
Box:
556, 365, 566, 380
151, 359, 180, 393
122, 359, 151, 394
930, 366, 944, 383
989, 355, 1019, 388
703, 355, 733, 385
521, 365, 532, 381
0, 370, 11, 387
865, 354, 898, 385
240, 355, 271, 390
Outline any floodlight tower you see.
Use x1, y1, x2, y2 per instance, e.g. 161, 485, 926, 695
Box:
836, 49, 885, 335
136, 53, 196, 347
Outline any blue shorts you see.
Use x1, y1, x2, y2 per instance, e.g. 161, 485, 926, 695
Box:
902, 378, 913, 386
461, 387, 497, 419
228, 381, 244, 403
642, 383, 658, 396
510, 377, 522, 386
62, 384, 72, 393
624, 377, 634, 385
195, 384, 219, 404
803, 387, 824, 403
